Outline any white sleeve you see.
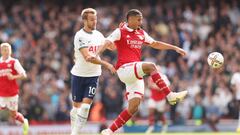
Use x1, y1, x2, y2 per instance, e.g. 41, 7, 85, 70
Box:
106, 28, 121, 43
14, 59, 26, 75
74, 32, 88, 49
144, 31, 155, 44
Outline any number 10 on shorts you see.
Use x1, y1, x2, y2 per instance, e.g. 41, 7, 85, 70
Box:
89, 86, 96, 96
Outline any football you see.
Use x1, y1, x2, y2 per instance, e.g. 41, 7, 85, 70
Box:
207, 52, 224, 68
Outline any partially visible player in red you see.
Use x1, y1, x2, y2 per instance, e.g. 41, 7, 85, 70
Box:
145, 69, 169, 133
0, 43, 29, 135
99, 9, 188, 135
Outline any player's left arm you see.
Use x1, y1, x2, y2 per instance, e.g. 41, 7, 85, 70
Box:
7, 59, 27, 80
149, 41, 186, 56
144, 31, 186, 56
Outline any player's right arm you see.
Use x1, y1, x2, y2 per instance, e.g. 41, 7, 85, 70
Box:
74, 33, 116, 74
7, 60, 27, 80
143, 31, 186, 56
80, 48, 116, 74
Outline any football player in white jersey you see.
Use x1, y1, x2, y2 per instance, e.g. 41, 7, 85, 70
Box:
70, 8, 115, 135
231, 64, 240, 132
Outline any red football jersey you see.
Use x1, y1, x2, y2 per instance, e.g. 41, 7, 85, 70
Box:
107, 25, 154, 69
0, 57, 23, 97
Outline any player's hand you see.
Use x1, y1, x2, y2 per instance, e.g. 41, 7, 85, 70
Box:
105, 63, 116, 74
175, 48, 186, 56
119, 22, 127, 28
7, 73, 14, 80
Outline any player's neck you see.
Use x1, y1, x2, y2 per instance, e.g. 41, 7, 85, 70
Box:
83, 27, 93, 34
127, 25, 139, 30
2, 55, 10, 61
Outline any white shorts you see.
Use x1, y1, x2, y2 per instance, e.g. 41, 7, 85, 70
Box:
0, 95, 19, 111
148, 98, 166, 112
117, 62, 151, 100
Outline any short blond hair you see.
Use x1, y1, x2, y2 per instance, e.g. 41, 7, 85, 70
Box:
0, 42, 12, 54
81, 8, 97, 20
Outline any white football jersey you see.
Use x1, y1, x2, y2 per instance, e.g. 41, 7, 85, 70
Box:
71, 29, 105, 77
231, 72, 240, 100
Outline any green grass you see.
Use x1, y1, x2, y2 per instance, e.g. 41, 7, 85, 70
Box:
76, 132, 239, 135
113, 133, 238, 135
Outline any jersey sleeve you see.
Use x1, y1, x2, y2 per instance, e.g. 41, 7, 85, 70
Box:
143, 31, 155, 44
14, 59, 26, 75
106, 28, 121, 43
74, 32, 88, 49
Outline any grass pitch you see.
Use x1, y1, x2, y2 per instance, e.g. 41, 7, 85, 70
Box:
111, 133, 236, 135
76, 132, 239, 135
113, 133, 238, 135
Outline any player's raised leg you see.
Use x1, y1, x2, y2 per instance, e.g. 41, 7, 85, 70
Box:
142, 62, 188, 105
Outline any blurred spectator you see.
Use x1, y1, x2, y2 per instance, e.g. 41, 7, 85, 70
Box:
190, 94, 206, 126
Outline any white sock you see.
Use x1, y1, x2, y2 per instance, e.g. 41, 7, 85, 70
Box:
76, 103, 91, 129
70, 106, 78, 135
166, 92, 174, 99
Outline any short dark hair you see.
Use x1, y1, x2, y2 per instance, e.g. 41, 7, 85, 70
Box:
126, 9, 142, 21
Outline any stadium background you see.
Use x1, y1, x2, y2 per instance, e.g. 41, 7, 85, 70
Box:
0, 0, 240, 134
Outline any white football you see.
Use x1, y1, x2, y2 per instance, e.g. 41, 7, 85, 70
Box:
207, 52, 224, 68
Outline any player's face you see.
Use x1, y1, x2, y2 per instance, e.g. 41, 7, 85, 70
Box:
86, 13, 97, 30
128, 15, 143, 30
0, 46, 10, 57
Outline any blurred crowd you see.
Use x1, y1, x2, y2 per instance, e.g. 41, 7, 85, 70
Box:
0, 0, 239, 127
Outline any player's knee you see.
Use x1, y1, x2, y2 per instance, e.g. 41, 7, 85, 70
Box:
72, 101, 81, 108
128, 102, 140, 114
143, 63, 157, 74
77, 103, 91, 116
10, 111, 17, 118
128, 105, 139, 114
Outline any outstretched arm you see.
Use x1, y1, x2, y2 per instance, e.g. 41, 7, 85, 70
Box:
7, 60, 27, 80
149, 41, 186, 56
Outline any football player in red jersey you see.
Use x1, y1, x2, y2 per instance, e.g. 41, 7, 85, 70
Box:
99, 9, 188, 134
0, 43, 29, 135
145, 71, 169, 133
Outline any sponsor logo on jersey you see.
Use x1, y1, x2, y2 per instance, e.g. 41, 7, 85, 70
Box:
127, 40, 143, 48
0, 69, 12, 77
